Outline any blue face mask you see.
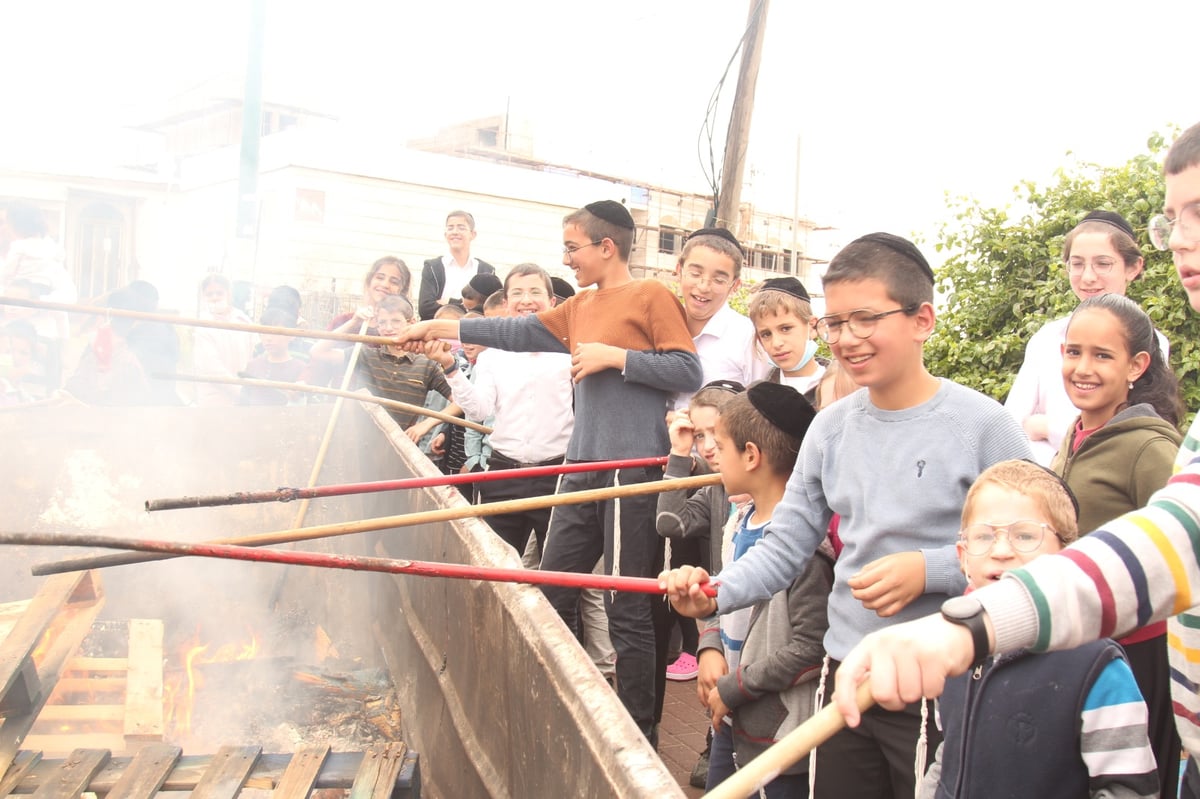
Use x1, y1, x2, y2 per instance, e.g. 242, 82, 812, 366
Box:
771, 338, 818, 373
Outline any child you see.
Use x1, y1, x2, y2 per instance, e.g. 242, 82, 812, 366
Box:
418, 210, 495, 320
460, 273, 502, 314
1005, 210, 1168, 465
400, 201, 702, 743
239, 307, 307, 406
481, 289, 508, 317
693, 383, 831, 795
672, 227, 769, 409
191, 273, 255, 406
832, 122, 1200, 796
663, 232, 1031, 796
815, 358, 858, 411
919, 460, 1158, 798
1054, 292, 1183, 797
749, 276, 826, 404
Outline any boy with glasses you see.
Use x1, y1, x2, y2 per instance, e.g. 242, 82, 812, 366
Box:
400, 202, 702, 743
918, 459, 1157, 798
418, 210, 495, 320
663, 232, 1031, 796
835, 121, 1200, 799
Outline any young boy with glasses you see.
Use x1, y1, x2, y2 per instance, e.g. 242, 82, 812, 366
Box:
400, 201, 702, 744
919, 459, 1157, 798
662, 232, 1031, 796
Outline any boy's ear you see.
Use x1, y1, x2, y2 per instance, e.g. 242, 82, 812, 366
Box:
742, 441, 762, 471
913, 301, 937, 342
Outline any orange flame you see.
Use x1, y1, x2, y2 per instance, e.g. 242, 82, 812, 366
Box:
165, 626, 261, 738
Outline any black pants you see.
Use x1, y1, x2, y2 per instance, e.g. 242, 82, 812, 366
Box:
1121, 634, 1181, 799
477, 453, 562, 555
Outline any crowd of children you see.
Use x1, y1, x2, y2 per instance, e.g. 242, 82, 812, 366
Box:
10, 121, 1200, 797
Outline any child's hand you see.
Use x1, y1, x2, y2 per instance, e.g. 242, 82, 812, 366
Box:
430, 432, 446, 456
570, 342, 625, 382
706, 687, 730, 730
405, 419, 434, 443
422, 340, 455, 369
697, 649, 728, 704
353, 306, 376, 323
667, 410, 696, 457
658, 565, 717, 618
395, 321, 436, 349
849, 551, 927, 617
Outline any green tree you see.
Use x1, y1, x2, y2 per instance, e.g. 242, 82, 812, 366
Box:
924, 131, 1200, 423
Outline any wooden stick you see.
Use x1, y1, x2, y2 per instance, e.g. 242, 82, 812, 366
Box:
0, 295, 395, 345
145, 456, 670, 511
2, 532, 719, 597
704, 681, 875, 799
30, 472, 722, 575
160, 373, 491, 434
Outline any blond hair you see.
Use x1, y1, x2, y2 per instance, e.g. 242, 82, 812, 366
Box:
961, 460, 1079, 544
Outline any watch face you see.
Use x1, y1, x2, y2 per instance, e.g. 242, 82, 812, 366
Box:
942, 594, 982, 620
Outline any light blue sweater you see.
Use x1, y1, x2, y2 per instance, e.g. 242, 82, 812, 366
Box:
714, 380, 1032, 660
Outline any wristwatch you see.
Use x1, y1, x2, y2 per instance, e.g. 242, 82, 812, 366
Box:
940, 595, 990, 668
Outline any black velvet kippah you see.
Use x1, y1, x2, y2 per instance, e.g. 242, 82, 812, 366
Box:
852, 232, 935, 285
747, 382, 817, 442
549, 276, 576, 301
1081, 210, 1136, 240
759, 276, 811, 302
701, 379, 746, 394
686, 227, 744, 254
468, 273, 502, 297
584, 200, 635, 230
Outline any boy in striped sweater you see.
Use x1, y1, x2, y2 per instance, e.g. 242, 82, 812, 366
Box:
920, 460, 1157, 798
835, 121, 1200, 797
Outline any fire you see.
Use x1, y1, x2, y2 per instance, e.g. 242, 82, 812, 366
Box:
164, 625, 261, 738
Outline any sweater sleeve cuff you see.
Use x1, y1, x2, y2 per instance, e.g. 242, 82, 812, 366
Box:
974, 577, 1041, 654
664, 453, 695, 478
921, 545, 968, 595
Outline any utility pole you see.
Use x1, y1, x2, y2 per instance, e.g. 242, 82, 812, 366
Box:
715, 0, 769, 235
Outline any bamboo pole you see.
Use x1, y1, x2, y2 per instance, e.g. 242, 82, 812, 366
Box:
704, 681, 874, 799
31, 472, 722, 576
1, 532, 719, 597
146, 456, 670, 511
0, 295, 395, 346
160, 373, 491, 434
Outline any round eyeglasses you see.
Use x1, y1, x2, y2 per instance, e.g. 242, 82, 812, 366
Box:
1067, 258, 1118, 276
562, 240, 603, 258
959, 520, 1058, 556
1149, 201, 1200, 251
812, 305, 917, 344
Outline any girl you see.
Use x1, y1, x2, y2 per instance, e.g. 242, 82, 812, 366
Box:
327, 255, 411, 334
191, 274, 255, 406
1053, 292, 1183, 799
1006, 210, 1168, 465
748, 277, 825, 404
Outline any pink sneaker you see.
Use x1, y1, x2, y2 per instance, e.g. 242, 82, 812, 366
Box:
666, 652, 699, 681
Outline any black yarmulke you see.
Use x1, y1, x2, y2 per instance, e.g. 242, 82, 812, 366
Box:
584, 200, 635, 230
686, 227, 744, 254
852, 232, 935, 285
468, 273, 503, 297
550, 276, 576, 302
1081, 210, 1136, 240
759, 277, 811, 302
747, 381, 817, 442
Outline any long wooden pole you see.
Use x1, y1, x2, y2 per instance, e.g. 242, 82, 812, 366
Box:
0, 295, 394, 346
2, 532, 719, 598
705, 681, 874, 799
145, 456, 670, 511
161, 373, 491, 434
31, 472, 722, 576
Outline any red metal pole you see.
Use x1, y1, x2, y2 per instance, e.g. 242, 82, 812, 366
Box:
1, 532, 718, 598
145, 455, 671, 511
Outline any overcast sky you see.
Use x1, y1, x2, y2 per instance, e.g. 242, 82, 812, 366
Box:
5, 1, 1198, 263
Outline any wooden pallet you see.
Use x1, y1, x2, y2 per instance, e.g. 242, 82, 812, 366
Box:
21, 618, 164, 755
0, 741, 419, 798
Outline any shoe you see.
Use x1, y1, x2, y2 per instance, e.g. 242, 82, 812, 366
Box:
666, 652, 699, 681
689, 751, 710, 789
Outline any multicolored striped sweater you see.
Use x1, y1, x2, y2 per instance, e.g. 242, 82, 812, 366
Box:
976, 412, 1200, 755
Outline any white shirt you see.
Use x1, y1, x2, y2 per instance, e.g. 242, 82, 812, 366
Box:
447, 348, 574, 463
440, 255, 478, 303
780, 364, 825, 398
672, 303, 771, 409
1005, 314, 1171, 465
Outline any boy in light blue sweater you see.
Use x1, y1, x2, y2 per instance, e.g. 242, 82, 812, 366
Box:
663, 233, 1032, 796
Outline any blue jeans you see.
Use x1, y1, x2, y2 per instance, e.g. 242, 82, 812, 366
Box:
539, 466, 663, 737
707, 722, 810, 797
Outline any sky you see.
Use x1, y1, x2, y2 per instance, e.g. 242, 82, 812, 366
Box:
5, 0, 1198, 265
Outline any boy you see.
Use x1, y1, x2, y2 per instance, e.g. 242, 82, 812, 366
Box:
920, 460, 1157, 798
239, 307, 307, 406
426, 263, 573, 555
663, 233, 1031, 796
460, 273, 502, 313
834, 122, 1200, 798
672, 227, 769, 409
750, 277, 827, 404
418, 210, 495, 320
399, 200, 702, 742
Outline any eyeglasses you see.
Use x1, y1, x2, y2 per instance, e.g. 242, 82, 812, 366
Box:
1067, 258, 1118, 276
683, 269, 734, 288
959, 521, 1058, 556
1149, 201, 1200, 251
506, 288, 548, 301
563, 240, 603, 258
812, 305, 917, 344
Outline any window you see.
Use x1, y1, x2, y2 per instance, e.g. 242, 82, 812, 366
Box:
658, 227, 681, 255
477, 127, 499, 148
